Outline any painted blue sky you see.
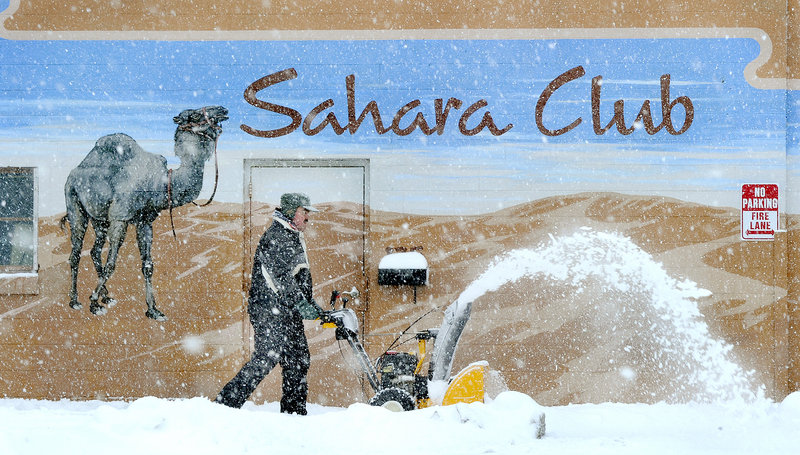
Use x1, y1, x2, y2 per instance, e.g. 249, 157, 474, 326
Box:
0, 38, 775, 145
0, 36, 793, 214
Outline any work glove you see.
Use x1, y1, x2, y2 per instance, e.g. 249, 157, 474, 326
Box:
296, 298, 324, 320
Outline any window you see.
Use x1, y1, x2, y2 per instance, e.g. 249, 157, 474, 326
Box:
0, 167, 36, 273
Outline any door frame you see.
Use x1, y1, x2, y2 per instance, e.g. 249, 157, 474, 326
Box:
242, 157, 371, 334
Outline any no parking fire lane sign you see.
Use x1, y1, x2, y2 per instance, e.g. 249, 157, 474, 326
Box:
741, 184, 778, 240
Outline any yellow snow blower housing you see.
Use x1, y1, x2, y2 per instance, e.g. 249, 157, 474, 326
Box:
441, 362, 487, 406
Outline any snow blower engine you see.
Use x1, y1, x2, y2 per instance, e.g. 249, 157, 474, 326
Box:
320, 288, 486, 412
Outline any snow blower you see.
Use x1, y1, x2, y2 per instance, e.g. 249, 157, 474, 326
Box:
320, 288, 486, 411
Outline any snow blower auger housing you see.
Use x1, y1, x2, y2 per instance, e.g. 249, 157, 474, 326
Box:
320, 288, 486, 411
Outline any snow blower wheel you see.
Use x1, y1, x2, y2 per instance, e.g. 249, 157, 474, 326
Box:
369, 387, 415, 412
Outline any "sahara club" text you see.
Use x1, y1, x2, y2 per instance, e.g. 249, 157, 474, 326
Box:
240, 66, 694, 138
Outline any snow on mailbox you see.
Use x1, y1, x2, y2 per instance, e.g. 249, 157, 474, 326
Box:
378, 250, 428, 286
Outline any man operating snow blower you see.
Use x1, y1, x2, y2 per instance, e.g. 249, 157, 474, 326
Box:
215, 193, 323, 414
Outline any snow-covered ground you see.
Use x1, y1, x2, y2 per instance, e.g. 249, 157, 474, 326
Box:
2, 229, 797, 454
1, 391, 799, 455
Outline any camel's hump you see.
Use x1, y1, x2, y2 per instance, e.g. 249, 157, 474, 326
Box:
77, 133, 166, 170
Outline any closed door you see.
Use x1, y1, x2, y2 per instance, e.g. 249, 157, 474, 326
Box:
245, 159, 369, 311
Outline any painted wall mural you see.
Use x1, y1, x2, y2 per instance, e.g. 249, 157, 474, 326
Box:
0, 0, 798, 407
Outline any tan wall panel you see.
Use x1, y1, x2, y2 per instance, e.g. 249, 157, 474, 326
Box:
1, 1, 793, 82
0, 0, 795, 405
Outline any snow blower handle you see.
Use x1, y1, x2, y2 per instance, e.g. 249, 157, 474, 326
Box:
319, 306, 381, 392
320, 308, 360, 339
322, 289, 360, 334
328, 289, 350, 310
328, 287, 360, 310
329, 290, 341, 309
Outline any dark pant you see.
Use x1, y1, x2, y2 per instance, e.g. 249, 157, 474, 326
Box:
215, 304, 311, 414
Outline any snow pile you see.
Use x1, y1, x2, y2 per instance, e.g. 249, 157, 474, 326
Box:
779, 391, 800, 413
0, 392, 546, 455
1, 392, 799, 454
456, 227, 763, 403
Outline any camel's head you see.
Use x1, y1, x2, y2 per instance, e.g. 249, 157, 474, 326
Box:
173, 105, 229, 144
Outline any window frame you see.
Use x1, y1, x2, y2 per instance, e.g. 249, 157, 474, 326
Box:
0, 166, 37, 274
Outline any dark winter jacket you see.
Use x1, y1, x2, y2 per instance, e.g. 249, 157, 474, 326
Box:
248, 210, 322, 319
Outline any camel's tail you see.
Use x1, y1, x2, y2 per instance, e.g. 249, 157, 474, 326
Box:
59, 215, 69, 234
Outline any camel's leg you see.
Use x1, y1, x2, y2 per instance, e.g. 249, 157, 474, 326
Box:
136, 222, 167, 322
90, 220, 127, 316
89, 219, 116, 307
67, 209, 89, 310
